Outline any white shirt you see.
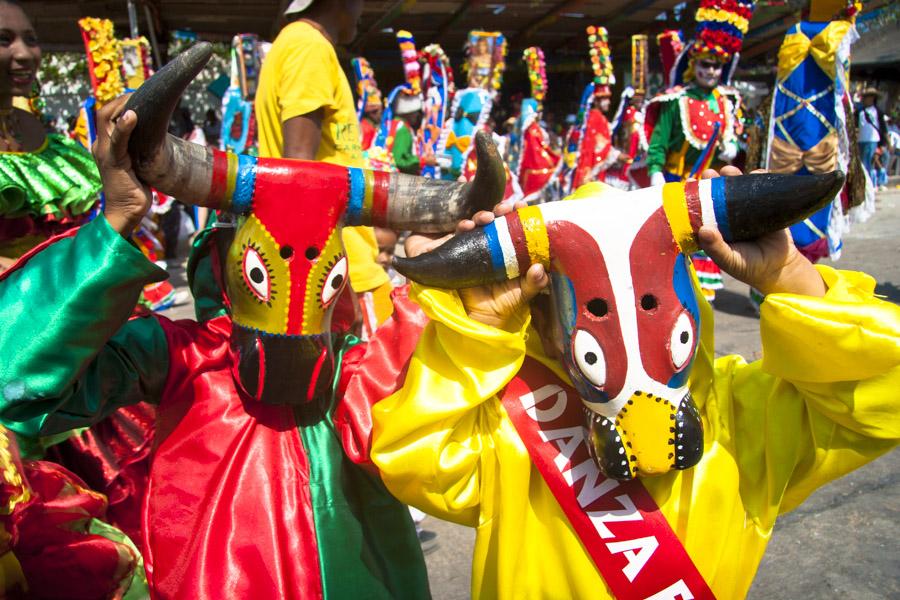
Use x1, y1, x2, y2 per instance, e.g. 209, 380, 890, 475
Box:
858, 106, 881, 143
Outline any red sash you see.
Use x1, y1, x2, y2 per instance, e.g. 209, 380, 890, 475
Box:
500, 357, 715, 600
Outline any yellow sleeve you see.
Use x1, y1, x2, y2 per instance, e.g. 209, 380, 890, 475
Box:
371, 285, 531, 525
712, 265, 900, 520
276, 29, 339, 122
341, 226, 389, 292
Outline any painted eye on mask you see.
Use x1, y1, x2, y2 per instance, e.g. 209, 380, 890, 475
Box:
573, 329, 606, 388
320, 256, 349, 307
670, 311, 696, 371
242, 244, 271, 303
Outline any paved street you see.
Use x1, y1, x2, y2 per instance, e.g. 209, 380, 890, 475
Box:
162, 187, 900, 599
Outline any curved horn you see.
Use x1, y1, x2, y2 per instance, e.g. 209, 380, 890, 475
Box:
123, 43, 219, 206
712, 171, 844, 242
393, 205, 551, 288
372, 131, 506, 232
666, 171, 845, 253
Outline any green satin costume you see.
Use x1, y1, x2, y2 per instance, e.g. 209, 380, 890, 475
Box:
0, 216, 429, 599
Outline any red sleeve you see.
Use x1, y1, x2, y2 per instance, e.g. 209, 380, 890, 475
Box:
333, 285, 430, 470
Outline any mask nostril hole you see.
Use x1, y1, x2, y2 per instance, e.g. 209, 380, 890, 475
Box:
586, 298, 608, 318
640, 294, 657, 311
304, 246, 319, 261
280, 246, 294, 260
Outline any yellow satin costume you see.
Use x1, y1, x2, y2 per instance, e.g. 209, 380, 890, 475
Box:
371, 266, 900, 599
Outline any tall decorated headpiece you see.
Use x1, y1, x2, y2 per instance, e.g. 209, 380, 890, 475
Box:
523, 47, 547, 110
395, 172, 844, 480
586, 26, 614, 98
119, 37, 153, 90
396, 30, 422, 96
631, 35, 648, 96
221, 34, 262, 154
464, 31, 507, 95
351, 57, 383, 119
419, 44, 455, 179
124, 44, 507, 405
674, 0, 757, 86
78, 17, 125, 107
657, 30, 684, 88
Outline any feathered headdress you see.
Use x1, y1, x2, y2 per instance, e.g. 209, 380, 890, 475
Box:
586, 26, 614, 97
523, 47, 547, 109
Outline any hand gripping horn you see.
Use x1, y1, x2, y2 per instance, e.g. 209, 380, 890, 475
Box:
122, 43, 506, 231
392, 172, 845, 288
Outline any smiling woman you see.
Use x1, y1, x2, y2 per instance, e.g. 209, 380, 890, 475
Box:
0, 0, 102, 271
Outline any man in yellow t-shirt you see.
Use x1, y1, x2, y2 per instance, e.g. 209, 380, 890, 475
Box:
256, 0, 392, 327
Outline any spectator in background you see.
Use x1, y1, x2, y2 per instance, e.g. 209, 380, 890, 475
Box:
858, 87, 889, 185
255, 0, 394, 330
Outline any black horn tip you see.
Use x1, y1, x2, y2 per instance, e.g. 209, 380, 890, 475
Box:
468, 131, 507, 211
123, 42, 214, 165
392, 230, 501, 289
722, 170, 846, 242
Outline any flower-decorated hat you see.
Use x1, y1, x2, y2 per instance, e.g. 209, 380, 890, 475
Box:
673, 0, 757, 86
586, 26, 615, 98
523, 46, 547, 109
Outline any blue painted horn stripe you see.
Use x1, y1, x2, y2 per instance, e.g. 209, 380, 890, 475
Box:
232, 154, 258, 214
711, 177, 732, 241
346, 167, 366, 226
483, 221, 507, 278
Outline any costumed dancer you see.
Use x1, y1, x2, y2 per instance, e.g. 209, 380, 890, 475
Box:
560, 26, 622, 196
350, 56, 394, 171
221, 33, 262, 155
387, 30, 438, 176
608, 35, 650, 190
0, 45, 509, 598
509, 46, 559, 203
0, 6, 148, 593
437, 30, 505, 181
418, 43, 455, 179
765, 0, 869, 277
371, 158, 900, 598
351, 56, 383, 150
645, 0, 754, 301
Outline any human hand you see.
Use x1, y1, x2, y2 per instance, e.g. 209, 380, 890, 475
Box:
0, 256, 15, 275
92, 95, 152, 237
696, 166, 827, 298
405, 200, 550, 328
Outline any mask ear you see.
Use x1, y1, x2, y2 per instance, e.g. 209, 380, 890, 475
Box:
661, 172, 845, 254
393, 204, 552, 288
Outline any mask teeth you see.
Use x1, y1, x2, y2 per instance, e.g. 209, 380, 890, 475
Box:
583, 405, 633, 480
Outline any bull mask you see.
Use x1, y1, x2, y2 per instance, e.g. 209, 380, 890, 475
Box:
123, 44, 506, 405
394, 173, 844, 480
